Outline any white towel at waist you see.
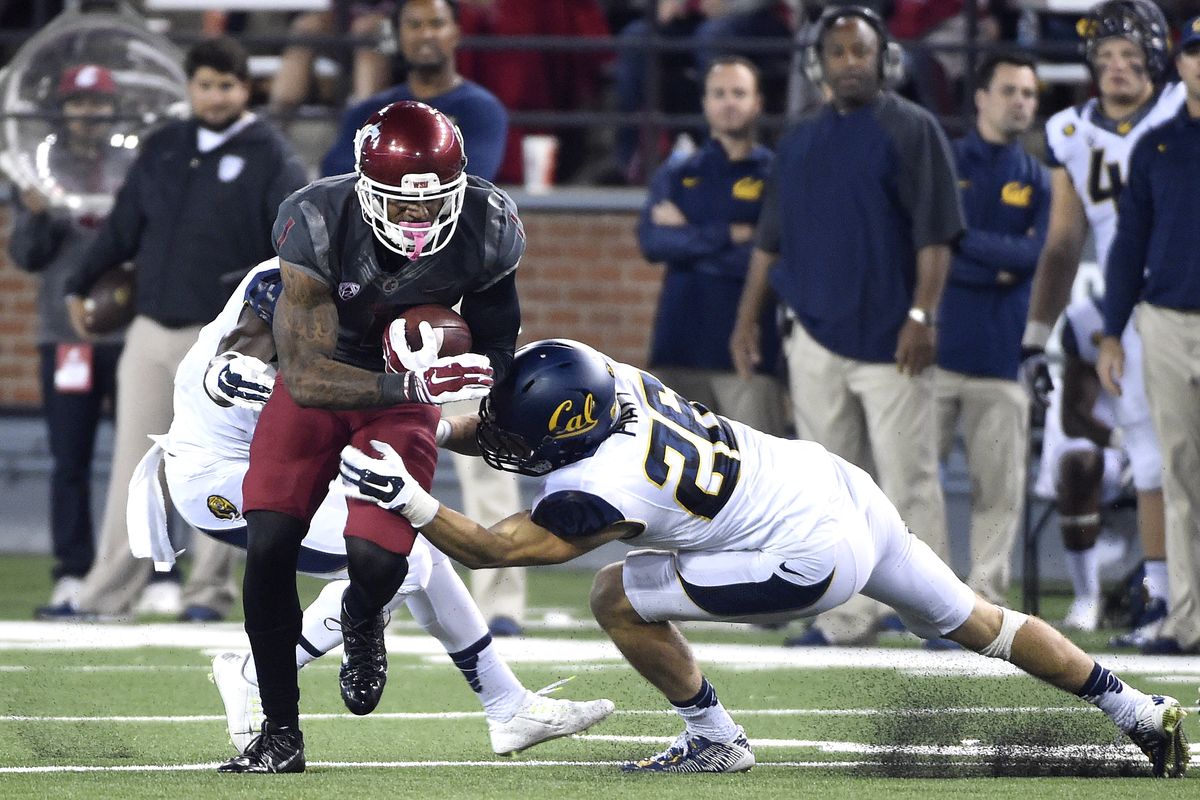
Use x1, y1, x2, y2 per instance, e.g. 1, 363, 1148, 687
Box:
126, 434, 183, 571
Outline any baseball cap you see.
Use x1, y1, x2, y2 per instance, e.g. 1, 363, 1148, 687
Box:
1181, 16, 1200, 50
57, 64, 117, 99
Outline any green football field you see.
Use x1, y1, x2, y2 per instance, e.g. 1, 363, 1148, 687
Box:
0, 554, 1196, 799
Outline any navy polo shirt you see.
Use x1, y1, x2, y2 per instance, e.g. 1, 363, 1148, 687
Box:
638, 139, 779, 372
757, 92, 963, 363
1104, 105, 1200, 336
320, 80, 508, 180
938, 129, 1050, 380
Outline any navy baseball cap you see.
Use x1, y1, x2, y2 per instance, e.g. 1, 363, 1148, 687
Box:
1181, 15, 1200, 50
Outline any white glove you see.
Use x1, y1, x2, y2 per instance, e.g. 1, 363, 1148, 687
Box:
337, 439, 439, 527
383, 318, 439, 374
203, 352, 276, 410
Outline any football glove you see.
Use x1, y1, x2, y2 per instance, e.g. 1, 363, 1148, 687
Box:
337, 440, 439, 527
401, 353, 494, 405
1018, 346, 1053, 410
383, 318, 439, 374
204, 352, 276, 410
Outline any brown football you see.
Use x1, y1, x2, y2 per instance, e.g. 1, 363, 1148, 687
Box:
83, 263, 136, 335
397, 304, 473, 357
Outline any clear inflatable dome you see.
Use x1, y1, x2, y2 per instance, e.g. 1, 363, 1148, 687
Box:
0, 5, 187, 217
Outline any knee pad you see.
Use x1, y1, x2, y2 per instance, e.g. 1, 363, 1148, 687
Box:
979, 607, 1029, 662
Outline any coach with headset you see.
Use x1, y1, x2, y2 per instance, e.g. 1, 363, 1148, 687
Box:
731, 5, 964, 647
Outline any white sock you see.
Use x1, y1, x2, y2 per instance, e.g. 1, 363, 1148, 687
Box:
1064, 547, 1100, 603
672, 677, 740, 743
297, 579, 350, 668
1076, 662, 1151, 733
1143, 560, 1168, 603
406, 558, 526, 721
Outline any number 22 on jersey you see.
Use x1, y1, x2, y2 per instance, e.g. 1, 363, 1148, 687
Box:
637, 371, 741, 519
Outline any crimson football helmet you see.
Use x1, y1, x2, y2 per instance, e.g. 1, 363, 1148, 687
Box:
354, 101, 468, 259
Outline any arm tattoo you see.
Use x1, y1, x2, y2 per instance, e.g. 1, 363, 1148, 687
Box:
274, 260, 396, 409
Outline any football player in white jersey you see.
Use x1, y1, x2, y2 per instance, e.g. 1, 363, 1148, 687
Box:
126, 261, 612, 759
1034, 297, 1164, 634
1019, 0, 1176, 640
1022, 0, 1183, 385
339, 338, 1189, 777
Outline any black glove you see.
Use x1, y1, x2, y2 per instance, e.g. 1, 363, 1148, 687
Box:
1018, 346, 1053, 410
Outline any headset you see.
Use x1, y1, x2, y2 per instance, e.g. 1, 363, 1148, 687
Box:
802, 5, 905, 88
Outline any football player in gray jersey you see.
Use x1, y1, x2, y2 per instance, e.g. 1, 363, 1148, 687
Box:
220, 101, 522, 774
339, 339, 1189, 778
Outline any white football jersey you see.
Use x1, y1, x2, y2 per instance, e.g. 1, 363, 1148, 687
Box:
532, 362, 848, 557
164, 258, 280, 460
1044, 82, 1184, 268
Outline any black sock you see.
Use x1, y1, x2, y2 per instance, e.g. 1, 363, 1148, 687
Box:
243, 510, 305, 727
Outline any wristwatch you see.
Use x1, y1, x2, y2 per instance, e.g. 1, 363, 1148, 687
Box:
907, 307, 934, 326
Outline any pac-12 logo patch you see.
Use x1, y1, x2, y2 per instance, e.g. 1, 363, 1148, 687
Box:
207, 495, 241, 521
339, 282, 362, 300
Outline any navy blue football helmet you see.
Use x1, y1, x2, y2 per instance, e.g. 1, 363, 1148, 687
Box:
477, 339, 621, 477
1081, 0, 1171, 83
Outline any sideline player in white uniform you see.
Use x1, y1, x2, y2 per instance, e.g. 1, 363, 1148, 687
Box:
1035, 297, 1163, 633
1023, 0, 1183, 353
126, 261, 612, 757
1019, 0, 1177, 632
339, 338, 1189, 777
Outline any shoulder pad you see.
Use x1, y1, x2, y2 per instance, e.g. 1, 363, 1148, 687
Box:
531, 490, 625, 539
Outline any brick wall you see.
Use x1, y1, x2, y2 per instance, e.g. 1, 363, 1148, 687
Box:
0, 206, 661, 409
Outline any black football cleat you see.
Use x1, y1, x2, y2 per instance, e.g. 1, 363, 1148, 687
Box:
216, 719, 305, 774
338, 602, 388, 715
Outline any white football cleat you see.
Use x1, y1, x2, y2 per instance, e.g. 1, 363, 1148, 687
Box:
488, 684, 615, 755
1060, 597, 1101, 632
132, 581, 182, 616
1128, 695, 1189, 778
210, 651, 263, 753
622, 726, 756, 773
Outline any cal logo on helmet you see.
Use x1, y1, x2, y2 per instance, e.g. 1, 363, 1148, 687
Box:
207, 495, 241, 521
549, 394, 602, 440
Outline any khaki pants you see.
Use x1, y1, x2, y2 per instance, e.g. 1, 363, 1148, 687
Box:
76, 317, 239, 616
442, 399, 526, 623
649, 366, 789, 438
936, 369, 1029, 605
783, 323, 947, 643
1138, 303, 1200, 650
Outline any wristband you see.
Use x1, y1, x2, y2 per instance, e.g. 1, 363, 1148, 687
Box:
1022, 321, 1052, 350
435, 419, 452, 446
380, 372, 413, 404
1107, 427, 1125, 451
403, 489, 440, 529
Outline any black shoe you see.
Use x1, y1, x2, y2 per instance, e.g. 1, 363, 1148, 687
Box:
216, 719, 305, 774
338, 602, 388, 715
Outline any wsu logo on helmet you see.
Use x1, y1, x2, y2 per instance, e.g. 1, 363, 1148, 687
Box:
353, 122, 383, 170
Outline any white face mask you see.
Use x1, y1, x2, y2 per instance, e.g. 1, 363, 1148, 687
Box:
355, 170, 466, 260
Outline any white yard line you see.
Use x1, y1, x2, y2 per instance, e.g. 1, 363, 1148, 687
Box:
1, 621, 1199, 676
4, 704, 1198, 724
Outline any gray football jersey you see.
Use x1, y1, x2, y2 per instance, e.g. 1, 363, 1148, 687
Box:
272, 174, 525, 370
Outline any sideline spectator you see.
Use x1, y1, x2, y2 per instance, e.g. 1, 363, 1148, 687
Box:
61, 37, 308, 622
935, 52, 1048, 607
1096, 16, 1200, 656
456, 0, 611, 184
320, 0, 507, 180
730, 6, 963, 647
269, 4, 395, 115
7, 65, 125, 617
638, 55, 786, 436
